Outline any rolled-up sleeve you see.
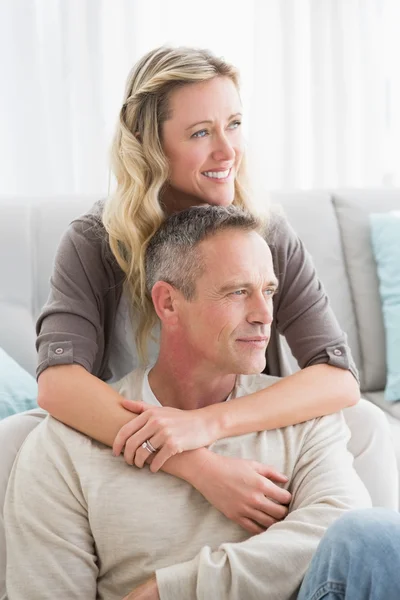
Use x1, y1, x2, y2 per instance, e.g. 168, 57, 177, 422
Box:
270, 215, 359, 383
36, 208, 123, 380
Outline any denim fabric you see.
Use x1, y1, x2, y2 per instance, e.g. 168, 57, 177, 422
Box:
298, 508, 400, 599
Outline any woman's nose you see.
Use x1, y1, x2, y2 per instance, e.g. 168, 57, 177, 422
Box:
212, 134, 235, 162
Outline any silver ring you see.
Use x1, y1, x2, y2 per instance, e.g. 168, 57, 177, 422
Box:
142, 440, 156, 454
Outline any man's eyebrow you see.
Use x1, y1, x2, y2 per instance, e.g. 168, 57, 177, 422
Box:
218, 279, 279, 293
185, 112, 242, 131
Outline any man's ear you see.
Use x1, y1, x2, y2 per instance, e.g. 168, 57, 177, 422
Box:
151, 281, 179, 324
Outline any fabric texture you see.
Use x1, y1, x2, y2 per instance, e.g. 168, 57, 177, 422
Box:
4, 370, 370, 600
35, 200, 359, 384
370, 211, 400, 402
0, 348, 38, 420
1, 398, 396, 600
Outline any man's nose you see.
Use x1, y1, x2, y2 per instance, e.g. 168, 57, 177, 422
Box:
212, 132, 235, 162
248, 294, 274, 326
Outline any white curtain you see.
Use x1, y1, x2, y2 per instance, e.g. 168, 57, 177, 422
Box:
0, 0, 399, 199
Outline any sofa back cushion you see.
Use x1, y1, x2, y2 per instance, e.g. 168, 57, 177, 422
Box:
268, 191, 361, 375
0, 196, 98, 376
333, 190, 400, 392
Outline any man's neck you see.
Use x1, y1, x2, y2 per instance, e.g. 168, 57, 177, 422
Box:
148, 341, 237, 410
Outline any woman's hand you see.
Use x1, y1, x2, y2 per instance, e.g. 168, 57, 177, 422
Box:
191, 452, 292, 534
113, 399, 218, 472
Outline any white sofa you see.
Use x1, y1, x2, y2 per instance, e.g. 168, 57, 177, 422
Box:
1, 191, 400, 480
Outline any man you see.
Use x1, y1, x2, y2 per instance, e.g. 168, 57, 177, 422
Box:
5, 206, 371, 599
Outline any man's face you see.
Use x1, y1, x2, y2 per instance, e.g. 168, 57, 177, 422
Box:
175, 229, 278, 375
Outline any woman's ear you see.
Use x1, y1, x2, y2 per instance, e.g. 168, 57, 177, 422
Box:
151, 281, 178, 325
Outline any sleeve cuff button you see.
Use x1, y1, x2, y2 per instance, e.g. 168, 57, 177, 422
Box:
55, 348, 64, 355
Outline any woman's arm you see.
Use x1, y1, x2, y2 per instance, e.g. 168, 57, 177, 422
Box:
116, 363, 358, 472
205, 363, 359, 439
38, 364, 291, 533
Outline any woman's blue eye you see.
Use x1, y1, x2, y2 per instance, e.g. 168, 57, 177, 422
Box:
192, 121, 241, 139
192, 129, 208, 139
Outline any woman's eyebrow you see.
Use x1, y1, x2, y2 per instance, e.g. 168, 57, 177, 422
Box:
185, 112, 243, 131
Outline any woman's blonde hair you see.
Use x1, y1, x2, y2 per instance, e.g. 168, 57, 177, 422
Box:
103, 45, 252, 362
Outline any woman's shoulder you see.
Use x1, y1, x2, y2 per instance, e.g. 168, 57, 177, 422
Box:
67, 198, 107, 243
60, 199, 121, 272
263, 205, 303, 268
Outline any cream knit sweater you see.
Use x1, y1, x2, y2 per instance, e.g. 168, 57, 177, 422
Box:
4, 371, 371, 600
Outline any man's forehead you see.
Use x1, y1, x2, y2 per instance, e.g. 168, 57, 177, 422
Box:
199, 230, 276, 285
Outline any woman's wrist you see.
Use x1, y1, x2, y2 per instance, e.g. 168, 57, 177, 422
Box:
200, 402, 230, 441
161, 446, 217, 489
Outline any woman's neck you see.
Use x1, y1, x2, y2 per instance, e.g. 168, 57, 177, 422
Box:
160, 185, 206, 215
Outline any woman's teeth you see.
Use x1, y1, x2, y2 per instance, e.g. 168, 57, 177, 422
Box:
203, 169, 230, 179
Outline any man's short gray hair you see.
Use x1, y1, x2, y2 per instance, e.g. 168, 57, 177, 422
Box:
145, 205, 264, 299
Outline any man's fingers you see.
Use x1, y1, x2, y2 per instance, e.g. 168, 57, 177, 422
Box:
247, 509, 278, 529
239, 517, 264, 535
258, 464, 289, 483
262, 480, 291, 505
259, 497, 289, 521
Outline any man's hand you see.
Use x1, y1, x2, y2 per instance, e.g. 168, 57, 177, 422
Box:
113, 400, 218, 472
123, 576, 159, 600
191, 453, 292, 534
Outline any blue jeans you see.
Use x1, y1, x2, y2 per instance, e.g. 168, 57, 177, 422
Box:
297, 508, 400, 600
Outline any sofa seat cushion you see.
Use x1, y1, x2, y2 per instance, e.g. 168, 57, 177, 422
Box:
364, 390, 400, 421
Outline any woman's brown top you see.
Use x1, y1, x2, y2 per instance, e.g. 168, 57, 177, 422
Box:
36, 200, 358, 383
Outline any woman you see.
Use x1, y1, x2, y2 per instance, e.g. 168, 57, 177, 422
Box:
0, 46, 397, 546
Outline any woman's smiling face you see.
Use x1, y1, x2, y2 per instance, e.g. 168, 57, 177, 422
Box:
161, 76, 244, 208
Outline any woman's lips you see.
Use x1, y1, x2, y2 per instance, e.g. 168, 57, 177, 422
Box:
201, 168, 232, 182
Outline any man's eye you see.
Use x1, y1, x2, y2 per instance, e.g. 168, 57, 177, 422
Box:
231, 290, 246, 296
264, 288, 277, 297
229, 120, 242, 130
192, 129, 208, 139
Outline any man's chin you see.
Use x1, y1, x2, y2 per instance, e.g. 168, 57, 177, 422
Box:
232, 357, 266, 376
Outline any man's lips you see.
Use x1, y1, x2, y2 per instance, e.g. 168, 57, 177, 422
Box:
236, 337, 269, 347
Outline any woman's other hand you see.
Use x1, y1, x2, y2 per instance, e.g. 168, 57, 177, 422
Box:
192, 453, 291, 534
113, 399, 218, 472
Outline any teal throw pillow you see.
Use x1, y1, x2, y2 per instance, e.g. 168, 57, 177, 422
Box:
0, 348, 38, 419
370, 211, 400, 402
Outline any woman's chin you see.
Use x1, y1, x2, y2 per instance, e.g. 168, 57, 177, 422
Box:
203, 193, 235, 207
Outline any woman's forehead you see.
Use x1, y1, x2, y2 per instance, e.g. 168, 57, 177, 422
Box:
166, 77, 242, 125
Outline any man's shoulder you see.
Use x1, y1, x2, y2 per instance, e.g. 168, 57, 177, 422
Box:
110, 367, 146, 399
234, 373, 280, 398
18, 415, 93, 465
